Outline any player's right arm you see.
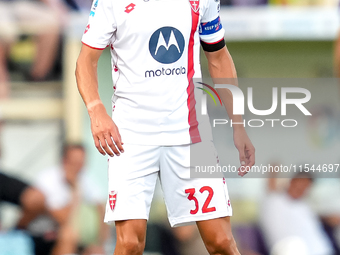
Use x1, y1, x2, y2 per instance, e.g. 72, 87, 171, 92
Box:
76, 45, 123, 157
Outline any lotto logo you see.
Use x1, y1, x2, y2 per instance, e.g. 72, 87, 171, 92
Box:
125, 3, 135, 13
84, 24, 90, 34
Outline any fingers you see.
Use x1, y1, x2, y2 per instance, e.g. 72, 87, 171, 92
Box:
94, 136, 106, 156
238, 168, 248, 177
104, 133, 120, 157
91, 115, 124, 156
99, 135, 115, 157
111, 127, 124, 153
237, 145, 247, 177
238, 145, 255, 177
239, 148, 246, 167
246, 147, 255, 168
93, 130, 124, 157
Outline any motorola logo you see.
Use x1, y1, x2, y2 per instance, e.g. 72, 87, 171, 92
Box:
149, 27, 185, 64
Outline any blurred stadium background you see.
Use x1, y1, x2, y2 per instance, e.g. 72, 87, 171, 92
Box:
1, 0, 340, 254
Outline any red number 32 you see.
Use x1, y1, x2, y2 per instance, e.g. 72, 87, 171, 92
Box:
185, 186, 216, 215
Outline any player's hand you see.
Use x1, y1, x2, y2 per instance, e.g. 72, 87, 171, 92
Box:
88, 103, 124, 157
233, 127, 255, 177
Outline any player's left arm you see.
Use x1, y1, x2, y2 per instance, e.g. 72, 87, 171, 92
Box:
204, 46, 255, 176
200, 0, 254, 175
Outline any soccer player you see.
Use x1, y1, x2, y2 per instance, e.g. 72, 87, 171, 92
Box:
76, 0, 255, 254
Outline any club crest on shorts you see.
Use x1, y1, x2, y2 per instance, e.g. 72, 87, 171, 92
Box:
109, 191, 117, 211
189, 0, 199, 13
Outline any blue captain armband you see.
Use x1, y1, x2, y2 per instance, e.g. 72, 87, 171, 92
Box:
199, 16, 222, 36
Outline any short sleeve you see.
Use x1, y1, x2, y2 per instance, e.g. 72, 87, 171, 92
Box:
199, 0, 225, 44
81, 0, 117, 50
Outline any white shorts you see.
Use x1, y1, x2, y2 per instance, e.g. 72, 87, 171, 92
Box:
104, 142, 232, 227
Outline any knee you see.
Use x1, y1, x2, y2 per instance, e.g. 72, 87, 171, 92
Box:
118, 237, 145, 255
205, 234, 237, 255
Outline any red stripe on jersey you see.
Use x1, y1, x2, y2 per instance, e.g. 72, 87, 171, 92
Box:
81, 42, 106, 50
186, 8, 201, 144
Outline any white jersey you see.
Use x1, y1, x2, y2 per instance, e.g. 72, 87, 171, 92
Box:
82, 0, 225, 145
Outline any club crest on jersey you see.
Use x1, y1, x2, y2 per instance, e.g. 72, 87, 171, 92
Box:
189, 0, 199, 13
109, 191, 117, 211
